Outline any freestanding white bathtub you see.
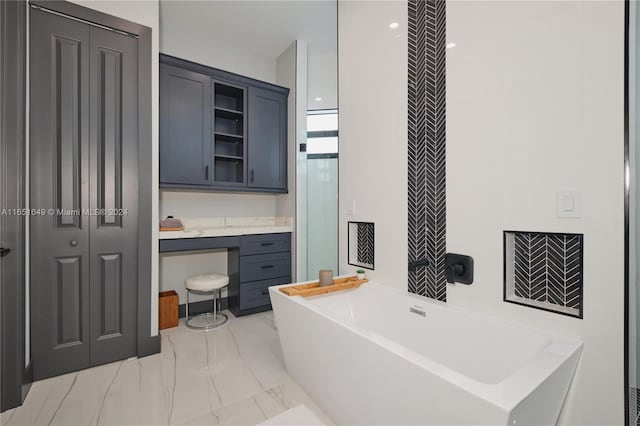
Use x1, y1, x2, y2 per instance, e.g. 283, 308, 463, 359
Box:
270, 281, 583, 426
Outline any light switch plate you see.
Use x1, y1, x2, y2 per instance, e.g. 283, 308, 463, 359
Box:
557, 191, 581, 218
347, 200, 356, 218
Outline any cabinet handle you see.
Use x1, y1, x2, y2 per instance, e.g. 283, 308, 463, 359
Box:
205, 165, 209, 180
0, 247, 11, 258
261, 265, 274, 269
250, 169, 254, 183
260, 242, 274, 246
261, 290, 269, 296
70, 240, 78, 247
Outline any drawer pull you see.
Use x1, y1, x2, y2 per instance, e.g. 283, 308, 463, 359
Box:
261, 265, 274, 269
261, 290, 269, 296
260, 242, 275, 246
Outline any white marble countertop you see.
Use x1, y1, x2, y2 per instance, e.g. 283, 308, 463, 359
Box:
158, 216, 293, 240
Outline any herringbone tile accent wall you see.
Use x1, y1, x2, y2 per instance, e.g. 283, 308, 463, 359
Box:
357, 222, 375, 266
348, 221, 375, 269
505, 231, 583, 318
408, 0, 447, 301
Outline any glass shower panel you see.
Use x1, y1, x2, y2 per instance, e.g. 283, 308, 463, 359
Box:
306, 158, 338, 279
304, 110, 339, 280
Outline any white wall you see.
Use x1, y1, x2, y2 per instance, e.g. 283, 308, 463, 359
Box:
338, 1, 624, 424
338, 1, 408, 286
276, 41, 301, 280
67, 0, 161, 335
160, 249, 228, 304
308, 47, 338, 111
160, 191, 276, 219
159, 2, 277, 84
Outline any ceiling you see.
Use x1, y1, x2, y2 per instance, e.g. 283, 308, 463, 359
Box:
159, 0, 338, 59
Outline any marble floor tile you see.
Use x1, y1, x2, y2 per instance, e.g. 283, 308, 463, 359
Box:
257, 404, 326, 426
215, 396, 269, 426
0, 409, 15, 425
174, 411, 221, 426
95, 357, 168, 426
2, 373, 77, 426
3, 312, 333, 426
254, 380, 336, 426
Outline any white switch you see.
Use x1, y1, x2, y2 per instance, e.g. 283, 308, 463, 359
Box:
562, 196, 574, 212
557, 191, 581, 218
347, 200, 356, 218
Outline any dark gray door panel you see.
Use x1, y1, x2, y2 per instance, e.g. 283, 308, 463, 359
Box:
30, 8, 91, 379
1, 0, 29, 410
88, 26, 137, 366
30, 9, 138, 379
247, 87, 287, 190
160, 64, 211, 185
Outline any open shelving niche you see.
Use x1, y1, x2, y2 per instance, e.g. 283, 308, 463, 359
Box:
213, 82, 245, 184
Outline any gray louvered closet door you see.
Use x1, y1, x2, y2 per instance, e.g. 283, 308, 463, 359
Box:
30, 8, 138, 380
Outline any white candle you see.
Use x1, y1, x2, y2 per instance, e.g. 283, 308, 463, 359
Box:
319, 270, 333, 286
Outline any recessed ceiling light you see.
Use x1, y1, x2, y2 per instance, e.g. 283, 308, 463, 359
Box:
315, 97, 322, 101
389, 22, 399, 29
446, 42, 456, 49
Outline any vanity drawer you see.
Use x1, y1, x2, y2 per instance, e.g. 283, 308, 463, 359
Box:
239, 252, 291, 282
239, 276, 291, 310
240, 233, 291, 256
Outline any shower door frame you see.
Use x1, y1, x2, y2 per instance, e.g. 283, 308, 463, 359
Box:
625, 1, 631, 425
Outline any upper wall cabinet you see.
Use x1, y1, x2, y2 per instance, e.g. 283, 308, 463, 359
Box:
160, 64, 211, 186
248, 87, 287, 191
159, 54, 289, 193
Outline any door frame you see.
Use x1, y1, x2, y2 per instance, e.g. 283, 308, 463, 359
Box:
625, 0, 632, 424
28, 0, 159, 358
0, 0, 30, 413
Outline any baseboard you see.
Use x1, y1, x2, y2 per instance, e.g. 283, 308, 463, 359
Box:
178, 298, 228, 318
21, 362, 33, 400
230, 304, 272, 317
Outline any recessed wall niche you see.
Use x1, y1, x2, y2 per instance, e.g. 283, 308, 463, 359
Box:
348, 221, 374, 270
504, 231, 584, 318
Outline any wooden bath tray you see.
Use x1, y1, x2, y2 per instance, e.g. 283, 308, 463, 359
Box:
280, 276, 368, 297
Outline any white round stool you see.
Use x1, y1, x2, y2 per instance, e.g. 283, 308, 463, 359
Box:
185, 273, 229, 329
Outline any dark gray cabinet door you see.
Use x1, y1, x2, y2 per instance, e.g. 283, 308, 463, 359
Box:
30, 9, 138, 379
160, 64, 211, 185
88, 25, 138, 366
247, 87, 287, 191
30, 9, 92, 379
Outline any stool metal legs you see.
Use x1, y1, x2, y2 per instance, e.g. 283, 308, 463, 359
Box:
186, 290, 190, 321
185, 287, 228, 330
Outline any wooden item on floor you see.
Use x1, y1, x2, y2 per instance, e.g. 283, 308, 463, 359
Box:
160, 226, 184, 232
280, 275, 368, 297
159, 290, 179, 329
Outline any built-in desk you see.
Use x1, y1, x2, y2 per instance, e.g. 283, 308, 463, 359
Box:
159, 227, 292, 317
